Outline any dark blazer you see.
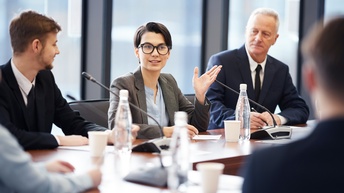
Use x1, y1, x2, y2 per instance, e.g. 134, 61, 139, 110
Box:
241, 118, 344, 193
206, 45, 309, 129
108, 67, 210, 139
0, 60, 106, 150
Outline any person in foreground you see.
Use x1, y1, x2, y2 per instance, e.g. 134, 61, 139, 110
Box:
0, 124, 101, 193
0, 10, 139, 150
241, 16, 344, 193
108, 22, 221, 139
206, 8, 309, 130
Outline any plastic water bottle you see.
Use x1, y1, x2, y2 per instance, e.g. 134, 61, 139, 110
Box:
168, 111, 190, 191
114, 89, 132, 154
235, 84, 251, 141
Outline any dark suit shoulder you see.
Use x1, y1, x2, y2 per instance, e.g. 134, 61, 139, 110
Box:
266, 55, 289, 69
111, 71, 135, 85
110, 70, 141, 93
114, 72, 135, 81
211, 48, 241, 60
0, 60, 11, 70
159, 73, 176, 84
36, 69, 54, 76
36, 70, 55, 81
207, 45, 247, 70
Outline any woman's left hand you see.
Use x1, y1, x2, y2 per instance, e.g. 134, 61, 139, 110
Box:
192, 65, 222, 104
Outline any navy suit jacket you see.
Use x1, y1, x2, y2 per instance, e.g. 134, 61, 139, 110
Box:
0, 60, 106, 150
241, 118, 344, 193
206, 45, 309, 129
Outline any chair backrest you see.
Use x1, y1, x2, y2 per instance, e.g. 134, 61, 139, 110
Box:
184, 94, 195, 104
69, 99, 109, 128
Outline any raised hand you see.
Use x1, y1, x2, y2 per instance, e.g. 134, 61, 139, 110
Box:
192, 65, 222, 104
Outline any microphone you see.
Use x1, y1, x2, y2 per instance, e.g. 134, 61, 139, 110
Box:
215, 80, 292, 140
82, 72, 169, 187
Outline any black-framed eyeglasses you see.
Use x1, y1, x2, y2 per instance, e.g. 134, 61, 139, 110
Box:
138, 43, 170, 55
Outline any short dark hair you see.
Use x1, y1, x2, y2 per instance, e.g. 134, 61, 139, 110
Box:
302, 16, 344, 98
10, 10, 61, 54
133, 22, 172, 49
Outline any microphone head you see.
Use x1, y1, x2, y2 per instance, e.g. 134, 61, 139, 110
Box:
82, 72, 95, 82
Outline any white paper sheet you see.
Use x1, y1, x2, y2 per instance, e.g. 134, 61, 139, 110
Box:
192, 135, 222, 140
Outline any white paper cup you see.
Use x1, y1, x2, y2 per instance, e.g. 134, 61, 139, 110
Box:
197, 162, 225, 193
224, 120, 240, 142
88, 131, 108, 157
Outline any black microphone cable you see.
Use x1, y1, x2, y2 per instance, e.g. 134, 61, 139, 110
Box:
215, 79, 277, 127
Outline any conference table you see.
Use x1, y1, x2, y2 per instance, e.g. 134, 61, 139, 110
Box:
189, 120, 315, 175
28, 121, 316, 192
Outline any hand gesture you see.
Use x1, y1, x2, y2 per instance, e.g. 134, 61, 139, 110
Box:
192, 65, 222, 104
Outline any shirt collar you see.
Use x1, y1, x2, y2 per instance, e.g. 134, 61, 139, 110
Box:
245, 44, 267, 73
11, 59, 36, 96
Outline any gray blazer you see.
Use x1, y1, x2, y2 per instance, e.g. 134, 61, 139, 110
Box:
108, 67, 210, 139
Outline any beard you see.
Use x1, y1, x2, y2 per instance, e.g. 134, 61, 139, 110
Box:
38, 49, 54, 70
45, 63, 54, 70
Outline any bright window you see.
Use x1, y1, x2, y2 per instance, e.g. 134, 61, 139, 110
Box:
111, 0, 203, 94
325, 0, 344, 21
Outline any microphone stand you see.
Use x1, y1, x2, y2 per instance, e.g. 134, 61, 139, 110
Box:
215, 80, 292, 140
82, 72, 169, 187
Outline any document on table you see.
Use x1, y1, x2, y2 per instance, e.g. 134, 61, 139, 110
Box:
192, 135, 221, 140
59, 145, 114, 153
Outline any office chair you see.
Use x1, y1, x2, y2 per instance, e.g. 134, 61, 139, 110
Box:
184, 94, 195, 104
69, 99, 109, 128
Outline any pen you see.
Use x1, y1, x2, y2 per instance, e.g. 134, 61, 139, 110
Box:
251, 107, 259, 113
251, 107, 269, 126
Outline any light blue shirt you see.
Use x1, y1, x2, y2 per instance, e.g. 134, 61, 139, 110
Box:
0, 125, 94, 193
145, 83, 169, 126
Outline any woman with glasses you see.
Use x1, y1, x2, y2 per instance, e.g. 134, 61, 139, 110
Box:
108, 22, 221, 139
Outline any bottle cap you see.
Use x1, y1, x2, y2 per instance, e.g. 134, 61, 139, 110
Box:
119, 89, 129, 99
239, 84, 247, 90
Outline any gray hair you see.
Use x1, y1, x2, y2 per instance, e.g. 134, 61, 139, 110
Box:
247, 8, 280, 32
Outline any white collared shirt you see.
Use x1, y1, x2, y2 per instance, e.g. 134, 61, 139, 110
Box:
11, 59, 35, 106
245, 44, 267, 89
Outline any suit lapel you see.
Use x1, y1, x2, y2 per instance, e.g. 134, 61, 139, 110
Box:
133, 68, 148, 123
259, 57, 275, 104
159, 75, 175, 125
2, 62, 32, 129
238, 46, 255, 99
